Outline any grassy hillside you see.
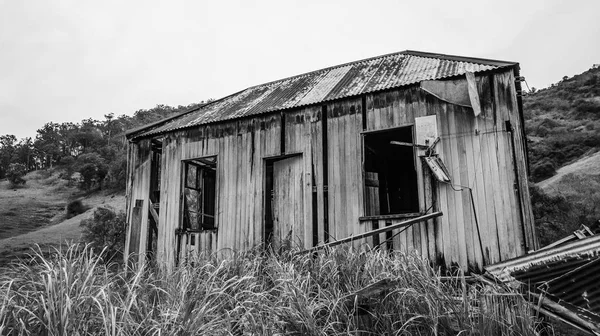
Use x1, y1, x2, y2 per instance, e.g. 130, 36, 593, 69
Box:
0, 169, 125, 266
524, 66, 600, 247
0, 170, 77, 240
524, 66, 600, 182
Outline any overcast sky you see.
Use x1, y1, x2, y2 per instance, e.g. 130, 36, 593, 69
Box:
1, 0, 599, 140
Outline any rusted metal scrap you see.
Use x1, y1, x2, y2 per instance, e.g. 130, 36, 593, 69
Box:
485, 234, 600, 335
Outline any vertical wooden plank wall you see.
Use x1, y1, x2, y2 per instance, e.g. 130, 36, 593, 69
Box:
364, 89, 436, 261
325, 99, 365, 248
285, 107, 322, 247
155, 114, 281, 268
494, 71, 538, 251
361, 71, 531, 271
124, 139, 152, 267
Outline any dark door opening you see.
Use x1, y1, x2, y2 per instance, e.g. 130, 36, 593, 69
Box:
364, 127, 419, 216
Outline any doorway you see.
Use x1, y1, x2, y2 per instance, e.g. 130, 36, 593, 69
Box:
265, 154, 305, 250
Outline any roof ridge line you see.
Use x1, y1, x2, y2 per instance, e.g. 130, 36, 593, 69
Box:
403, 50, 517, 67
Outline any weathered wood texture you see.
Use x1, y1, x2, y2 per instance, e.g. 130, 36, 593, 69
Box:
360, 70, 534, 270
272, 155, 306, 249
124, 139, 152, 267
126, 68, 535, 272
326, 99, 365, 248
177, 231, 218, 264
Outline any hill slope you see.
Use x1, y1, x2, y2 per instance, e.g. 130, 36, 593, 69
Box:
538, 150, 600, 193
0, 170, 125, 265
525, 65, 600, 248
524, 65, 600, 182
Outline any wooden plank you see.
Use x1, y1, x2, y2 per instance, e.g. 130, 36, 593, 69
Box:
446, 105, 468, 270
327, 108, 340, 241
310, 107, 325, 245
422, 160, 437, 260
337, 110, 348, 240
298, 111, 314, 249
504, 71, 537, 250
128, 199, 144, 268
124, 143, 136, 264
296, 212, 442, 255
492, 74, 520, 260
484, 112, 509, 261
416, 155, 428, 259
438, 105, 458, 268
456, 104, 483, 269
478, 115, 501, 264
241, 131, 251, 249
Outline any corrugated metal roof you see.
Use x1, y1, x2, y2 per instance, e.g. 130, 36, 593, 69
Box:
129, 50, 516, 139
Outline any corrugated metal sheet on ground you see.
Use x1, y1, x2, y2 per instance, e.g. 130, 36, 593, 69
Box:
131, 50, 514, 139
485, 234, 600, 334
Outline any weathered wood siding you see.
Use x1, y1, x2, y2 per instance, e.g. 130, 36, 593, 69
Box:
359, 69, 535, 270
325, 99, 366, 247
363, 88, 436, 262
127, 68, 535, 272
124, 139, 152, 267
155, 114, 281, 268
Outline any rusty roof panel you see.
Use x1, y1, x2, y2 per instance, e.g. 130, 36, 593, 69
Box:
297, 65, 353, 106
130, 50, 515, 139
485, 235, 600, 285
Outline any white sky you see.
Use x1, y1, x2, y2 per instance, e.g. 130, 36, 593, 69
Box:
1, 0, 599, 140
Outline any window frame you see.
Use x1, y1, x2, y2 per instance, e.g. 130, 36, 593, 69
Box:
360, 125, 421, 219
180, 156, 218, 232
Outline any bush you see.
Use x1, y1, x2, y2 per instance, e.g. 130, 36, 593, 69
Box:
65, 199, 87, 218
6, 163, 27, 186
574, 99, 600, 119
531, 158, 556, 182
79, 207, 126, 262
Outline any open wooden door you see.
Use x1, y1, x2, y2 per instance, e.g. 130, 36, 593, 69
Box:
269, 155, 306, 250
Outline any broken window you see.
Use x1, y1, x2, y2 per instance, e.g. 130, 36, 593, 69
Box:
181, 157, 217, 231
364, 127, 419, 216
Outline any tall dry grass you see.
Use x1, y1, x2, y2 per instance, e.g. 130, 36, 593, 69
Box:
0, 244, 548, 335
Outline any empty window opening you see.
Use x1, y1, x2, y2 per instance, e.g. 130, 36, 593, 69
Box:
364, 127, 419, 216
182, 157, 217, 231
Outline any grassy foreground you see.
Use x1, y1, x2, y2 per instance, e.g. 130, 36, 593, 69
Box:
0, 245, 547, 335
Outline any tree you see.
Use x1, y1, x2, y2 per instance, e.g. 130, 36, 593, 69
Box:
6, 163, 27, 186
14, 138, 35, 170
0, 134, 18, 178
34, 122, 62, 168
74, 152, 108, 190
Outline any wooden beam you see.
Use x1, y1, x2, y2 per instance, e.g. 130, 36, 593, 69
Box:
296, 212, 442, 255
149, 204, 159, 225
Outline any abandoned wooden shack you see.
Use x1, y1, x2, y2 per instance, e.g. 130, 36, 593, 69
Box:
124, 50, 538, 271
